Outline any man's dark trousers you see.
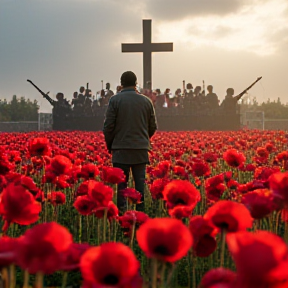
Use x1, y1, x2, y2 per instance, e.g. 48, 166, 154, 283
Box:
113, 163, 146, 210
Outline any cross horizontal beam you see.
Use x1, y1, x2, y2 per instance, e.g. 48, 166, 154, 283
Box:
122, 43, 173, 53
121, 19, 173, 89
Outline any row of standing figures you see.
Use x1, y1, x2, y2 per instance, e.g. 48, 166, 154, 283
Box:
27, 77, 262, 118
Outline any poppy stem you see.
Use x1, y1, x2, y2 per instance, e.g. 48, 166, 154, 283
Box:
113, 184, 118, 206
61, 272, 68, 288
23, 270, 29, 288
78, 215, 82, 244
113, 219, 118, 242
191, 252, 197, 288
284, 221, 288, 243
108, 220, 111, 242
160, 263, 166, 287
220, 229, 227, 267
1, 268, 8, 288
97, 218, 100, 245
103, 208, 108, 243
9, 265, 15, 288
35, 272, 44, 288
129, 219, 136, 250
275, 210, 281, 234
152, 258, 158, 288
166, 264, 176, 287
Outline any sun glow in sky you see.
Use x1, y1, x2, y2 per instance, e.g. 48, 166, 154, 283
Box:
0, 0, 288, 112
156, 0, 288, 56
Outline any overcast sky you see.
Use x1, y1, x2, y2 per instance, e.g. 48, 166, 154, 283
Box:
1, 0, 287, 112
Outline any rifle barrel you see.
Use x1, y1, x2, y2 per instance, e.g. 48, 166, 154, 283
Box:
235, 77, 262, 100
27, 79, 56, 106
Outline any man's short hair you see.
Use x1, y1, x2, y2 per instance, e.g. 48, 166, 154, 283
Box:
121, 71, 137, 87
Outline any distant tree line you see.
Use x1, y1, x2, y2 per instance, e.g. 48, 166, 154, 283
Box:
0, 95, 39, 121
240, 97, 288, 119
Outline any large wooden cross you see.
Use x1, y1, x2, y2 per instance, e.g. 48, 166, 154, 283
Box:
122, 19, 173, 90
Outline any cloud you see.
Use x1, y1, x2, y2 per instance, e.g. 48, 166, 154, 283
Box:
0, 0, 142, 111
143, 0, 245, 20
153, 0, 288, 56
0, 0, 287, 111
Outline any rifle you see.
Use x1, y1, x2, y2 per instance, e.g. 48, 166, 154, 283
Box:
27, 80, 56, 106
182, 80, 185, 96
202, 80, 205, 96
235, 77, 262, 101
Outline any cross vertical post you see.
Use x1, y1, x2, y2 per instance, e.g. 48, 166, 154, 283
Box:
122, 19, 173, 90
143, 20, 152, 90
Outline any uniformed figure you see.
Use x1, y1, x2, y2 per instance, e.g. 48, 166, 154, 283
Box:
221, 88, 241, 114
104, 83, 114, 105
206, 85, 219, 109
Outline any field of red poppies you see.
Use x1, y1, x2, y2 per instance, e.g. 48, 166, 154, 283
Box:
1, 130, 288, 288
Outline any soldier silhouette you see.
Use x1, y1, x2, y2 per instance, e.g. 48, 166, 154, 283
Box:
206, 85, 219, 109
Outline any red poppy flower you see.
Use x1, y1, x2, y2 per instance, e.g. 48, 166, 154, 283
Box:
121, 188, 142, 204
241, 189, 278, 219
265, 142, 274, 152
149, 178, 170, 200
119, 210, 149, 228
162, 180, 201, 210
245, 163, 256, 172
227, 231, 288, 288
269, 172, 288, 206
255, 166, 280, 182
61, 243, 90, 271
190, 161, 211, 177
256, 147, 269, 158
28, 137, 51, 157
0, 152, 14, 176
87, 180, 113, 207
80, 242, 140, 287
16, 222, 73, 274
168, 206, 193, 219
46, 155, 72, 176
189, 216, 218, 257
173, 165, 188, 178
49, 191, 66, 206
76, 180, 89, 196
13, 175, 40, 197
118, 211, 149, 237
205, 174, 226, 202
223, 149, 246, 168
136, 218, 193, 263
94, 201, 119, 221
175, 159, 186, 167
0, 175, 7, 193
80, 164, 99, 180
151, 160, 171, 178
53, 175, 71, 189
0, 236, 18, 268
74, 195, 97, 216
200, 268, 236, 288
203, 152, 218, 163
0, 182, 41, 232
102, 166, 126, 184
277, 151, 288, 162
204, 200, 253, 232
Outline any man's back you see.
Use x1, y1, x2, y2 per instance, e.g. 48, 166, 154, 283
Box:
103, 71, 157, 213
103, 88, 157, 151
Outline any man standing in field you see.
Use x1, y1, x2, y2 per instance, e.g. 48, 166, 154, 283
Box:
103, 71, 157, 212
